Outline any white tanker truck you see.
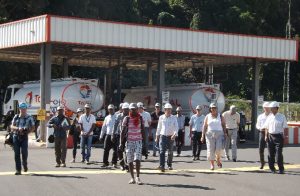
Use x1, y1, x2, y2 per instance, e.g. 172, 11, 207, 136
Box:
123, 83, 225, 116
2, 78, 105, 117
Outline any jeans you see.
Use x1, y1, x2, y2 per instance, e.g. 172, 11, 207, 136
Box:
224, 128, 238, 159
159, 135, 174, 168
54, 137, 67, 164
72, 133, 80, 159
206, 130, 224, 161
259, 131, 266, 163
268, 134, 284, 171
152, 128, 159, 155
81, 135, 93, 161
176, 129, 185, 155
103, 134, 118, 165
13, 134, 28, 172
192, 131, 202, 157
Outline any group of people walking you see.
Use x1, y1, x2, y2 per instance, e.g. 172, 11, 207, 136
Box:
10, 100, 288, 182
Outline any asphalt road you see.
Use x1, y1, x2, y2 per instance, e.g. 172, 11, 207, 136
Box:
0, 143, 299, 196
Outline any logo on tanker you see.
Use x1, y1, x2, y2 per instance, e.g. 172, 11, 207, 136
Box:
25, 91, 33, 106
79, 85, 92, 99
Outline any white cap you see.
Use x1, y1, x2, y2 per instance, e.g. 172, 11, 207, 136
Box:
263, 102, 270, 108
176, 106, 182, 111
230, 105, 236, 110
209, 103, 217, 108
129, 103, 137, 109
108, 104, 114, 109
164, 103, 172, 109
84, 104, 91, 108
122, 102, 129, 109
155, 103, 160, 107
137, 102, 144, 108
57, 106, 64, 110
269, 101, 280, 108
119, 103, 123, 108
76, 108, 83, 113
196, 105, 202, 110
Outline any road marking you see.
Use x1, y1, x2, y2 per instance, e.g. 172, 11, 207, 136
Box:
0, 164, 299, 176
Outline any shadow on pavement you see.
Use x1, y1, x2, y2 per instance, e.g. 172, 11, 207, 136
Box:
30, 174, 87, 179
142, 172, 195, 178
144, 183, 216, 190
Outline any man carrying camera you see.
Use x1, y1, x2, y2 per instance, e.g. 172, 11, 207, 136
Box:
10, 102, 35, 175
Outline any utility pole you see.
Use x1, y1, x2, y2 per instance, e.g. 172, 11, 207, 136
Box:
283, 0, 291, 119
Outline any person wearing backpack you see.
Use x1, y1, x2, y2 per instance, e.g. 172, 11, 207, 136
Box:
120, 103, 145, 185
48, 106, 70, 167
10, 102, 35, 175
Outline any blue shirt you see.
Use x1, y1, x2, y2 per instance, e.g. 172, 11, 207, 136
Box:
12, 114, 35, 134
48, 115, 70, 138
189, 114, 205, 132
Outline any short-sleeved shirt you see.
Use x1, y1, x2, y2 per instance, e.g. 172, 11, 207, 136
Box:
12, 114, 35, 133
122, 116, 143, 142
78, 113, 96, 135
256, 113, 270, 131
114, 113, 127, 135
150, 111, 164, 129
222, 111, 240, 129
100, 114, 116, 138
48, 115, 70, 138
263, 113, 288, 134
189, 114, 205, 132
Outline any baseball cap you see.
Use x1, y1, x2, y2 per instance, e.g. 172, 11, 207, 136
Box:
18, 102, 28, 109
129, 103, 137, 109
108, 104, 114, 109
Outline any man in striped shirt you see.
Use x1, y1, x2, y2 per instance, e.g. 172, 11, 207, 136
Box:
120, 103, 145, 185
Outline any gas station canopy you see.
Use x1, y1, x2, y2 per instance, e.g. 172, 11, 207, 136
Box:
0, 15, 298, 69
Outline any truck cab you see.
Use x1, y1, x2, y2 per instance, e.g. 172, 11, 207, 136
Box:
2, 84, 23, 116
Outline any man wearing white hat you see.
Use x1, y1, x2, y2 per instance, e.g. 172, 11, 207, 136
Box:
78, 104, 96, 164
175, 106, 185, 157
189, 105, 205, 160
48, 106, 70, 167
263, 101, 288, 174
156, 103, 178, 172
137, 102, 151, 159
150, 103, 164, 156
100, 104, 117, 168
256, 102, 271, 169
222, 105, 240, 162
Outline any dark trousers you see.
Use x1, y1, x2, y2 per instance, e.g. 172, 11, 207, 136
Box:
54, 137, 67, 164
267, 134, 284, 171
192, 132, 202, 157
72, 134, 80, 159
103, 134, 118, 165
259, 131, 266, 163
159, 135, 174, 168
13, 134, 28, 172
176, 129, 184, 155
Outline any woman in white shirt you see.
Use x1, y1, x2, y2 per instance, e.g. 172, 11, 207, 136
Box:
201, 103, 227, 170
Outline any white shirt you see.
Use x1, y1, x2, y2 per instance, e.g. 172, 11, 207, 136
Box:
222, 111, 240, 129
157, 114, 179, 136
100, 114, 116, 138
263, 113, 288, 134
176, 114, 185, 130
256, 112, 270, 131
189, 114, 205, 132
140, 111, 151, 127
78, 113, 96, 135
206, 113, 223, 132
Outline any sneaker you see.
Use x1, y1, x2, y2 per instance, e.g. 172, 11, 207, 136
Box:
279, 170, 285, 174
24, 167, 28, 172
271, 169, 276, 174
233, 159, 237, 162
128, 178, 136, 184
61, 163, 66, 167
101, 163, 109, 168
192, 157, 196, 161
70, 159, 75, 163
85, 160, 90, 164
196, 157, 200, 160
168, 166, 173, 170
156, 166, 165, 172
226, 156, 230, 161
136, 177, 143, 185
81, 159, 85, 163
15, 171, 21, 175
112, 164, 118, 169
152, 153, 157, 157
55, 163, 60, 167
175, 154, 180, 157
